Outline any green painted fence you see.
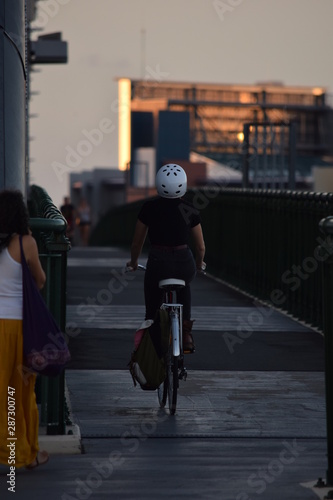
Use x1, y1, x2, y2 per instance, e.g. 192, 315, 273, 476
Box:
28, 185, 71, 435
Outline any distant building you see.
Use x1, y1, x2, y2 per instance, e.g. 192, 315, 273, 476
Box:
70, 79, 333, 228
118, 78, 333, 189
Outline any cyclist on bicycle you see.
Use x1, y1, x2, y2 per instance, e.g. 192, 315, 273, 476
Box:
127, 163, 206, 352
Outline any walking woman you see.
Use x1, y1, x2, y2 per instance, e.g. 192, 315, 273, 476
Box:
0, 190, 49, 469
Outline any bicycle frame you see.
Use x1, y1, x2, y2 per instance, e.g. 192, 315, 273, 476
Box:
159, 286, 187, 414
160, 305, 182, 357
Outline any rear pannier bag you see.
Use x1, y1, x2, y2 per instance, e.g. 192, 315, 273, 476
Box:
128, 308, 170, 391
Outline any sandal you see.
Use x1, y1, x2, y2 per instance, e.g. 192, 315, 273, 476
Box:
26, 450, 49, 469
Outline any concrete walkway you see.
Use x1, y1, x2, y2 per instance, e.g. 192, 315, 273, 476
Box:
0, 247, 330, 500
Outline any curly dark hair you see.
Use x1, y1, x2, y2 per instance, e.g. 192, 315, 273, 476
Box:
0, 190, 30, 252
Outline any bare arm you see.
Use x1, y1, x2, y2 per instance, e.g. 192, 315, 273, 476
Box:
127, 220, 148, 270
191, 224, 206, 271
22, 235, 46, 289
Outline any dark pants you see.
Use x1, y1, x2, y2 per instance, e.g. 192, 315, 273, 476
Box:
144, 247, 196, 321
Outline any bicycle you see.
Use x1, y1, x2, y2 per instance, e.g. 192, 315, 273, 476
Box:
132, 264, 187, 415
157, 277, 188, 416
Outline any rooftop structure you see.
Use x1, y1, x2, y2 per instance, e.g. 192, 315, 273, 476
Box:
128, 79, 331, 157
117, 78, 333, 191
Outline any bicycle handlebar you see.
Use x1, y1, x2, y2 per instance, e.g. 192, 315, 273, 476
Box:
125, 263, 146, 272
125, 263, 206, 274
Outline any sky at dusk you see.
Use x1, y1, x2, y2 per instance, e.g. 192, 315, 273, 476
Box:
29, 0, 333, 208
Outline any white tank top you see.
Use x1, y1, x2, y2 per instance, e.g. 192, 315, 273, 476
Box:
0, 248, 23, 319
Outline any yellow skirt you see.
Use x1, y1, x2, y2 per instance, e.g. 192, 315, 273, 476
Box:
0, 319, 39, 468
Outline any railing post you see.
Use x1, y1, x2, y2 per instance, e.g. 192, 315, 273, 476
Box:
318, 216, 333, 488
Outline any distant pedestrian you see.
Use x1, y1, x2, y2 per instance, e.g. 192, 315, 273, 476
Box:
60, 196, 76, 244
76, 198, 91, 246
0, 189, 49, 469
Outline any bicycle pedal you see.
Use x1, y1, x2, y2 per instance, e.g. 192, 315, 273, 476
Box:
179, 368, 187, 381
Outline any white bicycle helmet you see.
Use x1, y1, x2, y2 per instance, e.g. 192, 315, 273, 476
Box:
155, 164, 187, 198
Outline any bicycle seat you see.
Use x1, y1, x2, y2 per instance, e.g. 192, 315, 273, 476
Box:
159, 278, 185, 290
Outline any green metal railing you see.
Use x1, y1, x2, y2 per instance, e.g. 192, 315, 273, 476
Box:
193, 188, 333, 331
28, 185, 71, 435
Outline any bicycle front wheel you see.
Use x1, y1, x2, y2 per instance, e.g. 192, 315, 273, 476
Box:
157, 377, 168, 408
167, 349, 179, 415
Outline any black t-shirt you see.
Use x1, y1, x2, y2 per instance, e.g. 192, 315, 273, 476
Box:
138, 197, 201, 246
